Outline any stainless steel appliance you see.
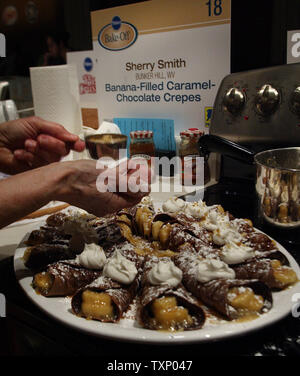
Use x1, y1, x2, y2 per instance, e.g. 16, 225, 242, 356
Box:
210, 63, 300, 147
199, 135, 300, 228
201, 63, 300, 245
206, 63, 300, 184
0, 82, 9, 101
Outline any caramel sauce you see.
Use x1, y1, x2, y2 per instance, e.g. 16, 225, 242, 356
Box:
179, 131, 210, 185
129, 133, 155, 168
234, 313, 260, 323
85, 134, 127, 160
118, 222, 176, 258
129, 140, 155, 158
205, 307, 261, 325
86, 134, 127, 145
271, 259, 299, 287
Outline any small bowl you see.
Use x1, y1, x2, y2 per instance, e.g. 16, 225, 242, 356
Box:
85, 133, 127, 160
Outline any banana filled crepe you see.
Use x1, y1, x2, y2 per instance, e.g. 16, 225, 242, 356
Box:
23, 196, 299, 331
71, 242, 144, 323
232, 257, 298, 289
174, 248, 273, 320
32, 259, 103, 297
139, 256, 205, 331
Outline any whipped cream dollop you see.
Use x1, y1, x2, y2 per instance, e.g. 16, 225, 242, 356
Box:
76, 243, 107, 270
201, 207, 229, 231
184, 200, 209, 219
103, 250, 137, 284
196, 258, 235, 283
162, 197, 186, 214
212, 223, 243, 246
147, 260, 183, 288
220, 242, 255, 265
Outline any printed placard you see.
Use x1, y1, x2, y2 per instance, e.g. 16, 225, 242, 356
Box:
91, 0, 231, 135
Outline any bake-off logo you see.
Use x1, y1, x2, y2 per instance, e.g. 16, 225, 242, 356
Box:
84, 57, 93, 72
98, 16, 138, 51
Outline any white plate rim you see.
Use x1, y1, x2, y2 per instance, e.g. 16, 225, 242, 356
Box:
13, 222, 300, 345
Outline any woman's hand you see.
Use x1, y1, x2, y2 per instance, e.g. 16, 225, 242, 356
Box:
56, 159, 151, 217
0, 158, 151, 228
0, 116, 85, 174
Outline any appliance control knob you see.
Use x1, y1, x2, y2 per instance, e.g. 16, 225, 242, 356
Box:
255, 84, 280, 116
289, 87, 300, 115
222, 88, 245, 114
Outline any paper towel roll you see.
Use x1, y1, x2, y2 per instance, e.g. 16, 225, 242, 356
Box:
30, 64, 81, 136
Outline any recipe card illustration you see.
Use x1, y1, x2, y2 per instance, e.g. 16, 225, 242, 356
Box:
91, 0, 231, 134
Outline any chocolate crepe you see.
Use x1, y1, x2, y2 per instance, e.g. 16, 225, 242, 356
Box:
174, 250, 273, 320
71, 243, 144, 323
60, 212, 126, 250
165, 206, 275, 254
117, 202, 155, 239
95, 218, 126, 249
233, 258, 291, 289
33, 260, 102, 297
172, 213, 214, 245
243, 231, 278, 253
154, 213, 214, 251
229, 218, 254, 235
195, 278, 272, 320
140, 284, 205, 330
46, 212, 68, 227
169, 224, 218, 258
152, 213, 178, 225
26, 226, 71, 246
72, 276, 138, 323
139, 256, 205, 330
24, 243, 75, 272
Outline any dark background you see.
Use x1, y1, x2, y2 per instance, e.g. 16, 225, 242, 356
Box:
1, 0, 300, 76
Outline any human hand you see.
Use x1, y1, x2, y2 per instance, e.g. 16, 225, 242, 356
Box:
0, 116, 85, 174
56, 159, 151, 217
0, 157, 151, 228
